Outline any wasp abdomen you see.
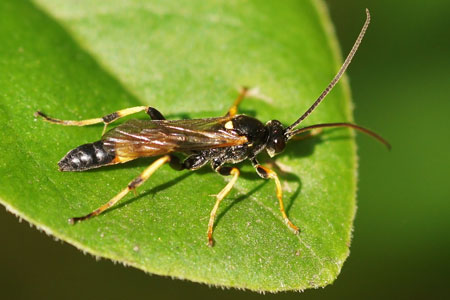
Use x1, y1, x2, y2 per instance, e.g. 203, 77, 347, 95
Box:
58, 141, 115, 172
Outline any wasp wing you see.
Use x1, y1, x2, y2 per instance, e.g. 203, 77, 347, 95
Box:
102, 117, 247, 159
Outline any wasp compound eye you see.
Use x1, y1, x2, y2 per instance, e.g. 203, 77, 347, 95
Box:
266, 120, 286, 157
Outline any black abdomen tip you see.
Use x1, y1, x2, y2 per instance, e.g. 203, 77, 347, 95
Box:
58, 141, 115, 171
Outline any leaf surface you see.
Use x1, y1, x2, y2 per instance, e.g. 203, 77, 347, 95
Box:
0, 0, 357, 291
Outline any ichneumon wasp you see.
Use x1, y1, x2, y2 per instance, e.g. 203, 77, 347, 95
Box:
35, 9, 389, 246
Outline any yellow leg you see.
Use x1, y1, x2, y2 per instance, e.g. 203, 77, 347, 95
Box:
68, 155, 171, 224
226, 87, 249, 117
254, 165, 299, 234
35, 106, 149, 135
207, 167, 240, 246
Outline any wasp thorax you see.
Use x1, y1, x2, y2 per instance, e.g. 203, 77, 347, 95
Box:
265, 120, 287, 157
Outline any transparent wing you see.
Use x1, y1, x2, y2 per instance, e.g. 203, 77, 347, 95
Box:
102, 117, 247, 158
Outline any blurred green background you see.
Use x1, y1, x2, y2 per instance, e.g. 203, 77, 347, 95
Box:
1, 0, 449, 299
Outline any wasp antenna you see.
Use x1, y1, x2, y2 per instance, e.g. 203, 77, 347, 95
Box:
286, 122, 391, 150
285, 9, 371, 135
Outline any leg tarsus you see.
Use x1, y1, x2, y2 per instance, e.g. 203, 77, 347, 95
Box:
68, 155, 170, 224
35, 106, 153, 136
207, 166, 239, 246
251, 159, 299, 234
35, 110, 103, 127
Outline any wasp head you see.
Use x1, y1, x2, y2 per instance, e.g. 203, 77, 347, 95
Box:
265, 120, 287, 157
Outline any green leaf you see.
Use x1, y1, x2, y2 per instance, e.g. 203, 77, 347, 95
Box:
0, 0, 357, 292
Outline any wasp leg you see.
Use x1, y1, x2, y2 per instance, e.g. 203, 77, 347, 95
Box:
167, 154, 184, 171
226, 86, 272, 117
207, 166, 240, 246
226, 87, 250, 117
251, 158, 299, 234
167, 153, 209, 173
146, 107, 165, 120
35, 106, 163, 135
183, 154, 209, 170
68, 155, 171, 224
